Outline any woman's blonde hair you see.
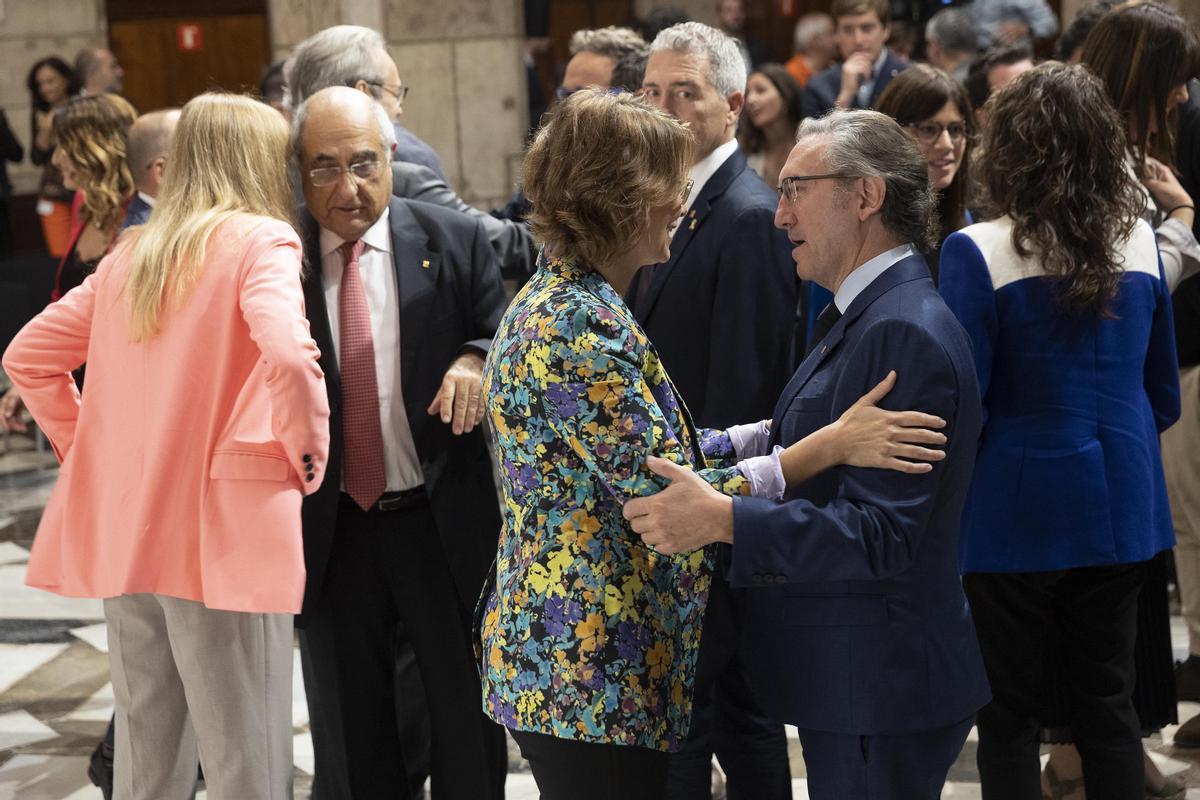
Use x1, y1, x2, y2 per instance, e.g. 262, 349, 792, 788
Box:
53, 93, 137, 232
522, 90, 694, 268
125, 93, 294, 341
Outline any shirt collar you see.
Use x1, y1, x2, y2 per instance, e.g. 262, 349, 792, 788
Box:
319, 206, 392, 259
686, 139, 740, 211
137, 191, 156, 208
833, 243, 916, 312
870, 47, 888, 81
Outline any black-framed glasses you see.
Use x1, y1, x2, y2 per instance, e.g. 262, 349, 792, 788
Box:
365, 80, 408, 104
554, 85, 627, 102
777, 173, 857, 203
307, 159, 385, 188
904, 120, 968, 145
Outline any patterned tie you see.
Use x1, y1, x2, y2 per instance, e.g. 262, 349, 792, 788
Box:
338, 240, 387, 510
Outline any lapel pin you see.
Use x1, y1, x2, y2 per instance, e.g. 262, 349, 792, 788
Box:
421, 259, 430, 269
688, 210, 697, 218
821, 345, 828, 354
689, 219, 697, 230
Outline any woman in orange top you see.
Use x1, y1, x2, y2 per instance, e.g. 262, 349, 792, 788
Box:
2, 93, 329, 800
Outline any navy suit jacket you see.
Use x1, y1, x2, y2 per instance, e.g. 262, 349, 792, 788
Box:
625, 147, 798, 428
122, 194, 152, 229
729, 253, 991, 735
800, 50, 908, 119
296, 197, 508, 623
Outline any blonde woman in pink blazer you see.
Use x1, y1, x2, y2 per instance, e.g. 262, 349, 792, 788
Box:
2, 93, 328, 800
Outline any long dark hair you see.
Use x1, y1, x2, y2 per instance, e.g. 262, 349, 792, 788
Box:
876, 64, 973, 246
737, 63, 803, 155
1081, 1, 1200, 167
978, 62, 1144, 318
25, 57, 81, 112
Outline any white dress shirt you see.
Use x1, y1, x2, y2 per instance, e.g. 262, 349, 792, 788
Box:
320, 207, 424, 491
137, 191, 156, 208
834, 243, 917, 312
685, 138, 740, 212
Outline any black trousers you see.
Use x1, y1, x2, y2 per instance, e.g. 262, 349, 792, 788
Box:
511, 729, 668, 800
965, 563, 1148, 800
668, 574, 791, 800
302, 495, 505, 799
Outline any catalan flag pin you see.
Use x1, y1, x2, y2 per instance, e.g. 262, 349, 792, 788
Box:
421, 259, 430, 269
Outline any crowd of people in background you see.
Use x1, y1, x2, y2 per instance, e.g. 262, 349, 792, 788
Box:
1, 0, 1200, 799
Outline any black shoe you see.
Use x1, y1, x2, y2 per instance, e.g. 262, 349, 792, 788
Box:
87, 739, 114, 800
1177, 656, 1200, 702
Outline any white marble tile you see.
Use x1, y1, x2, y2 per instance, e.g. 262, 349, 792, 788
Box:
0, 754, 98, 799
0, 642, 66, 693
0, 541, 29, 565
69, 622, 108, 653
0, 565, 103, 620
60, 682, 114, 722
505, 772, 539, 799
0, 710, 59, 750
293, 731, 314, 776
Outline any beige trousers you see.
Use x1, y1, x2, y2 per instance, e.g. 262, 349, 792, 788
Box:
1165, 365, 1200, 655
104, 593, 294, 800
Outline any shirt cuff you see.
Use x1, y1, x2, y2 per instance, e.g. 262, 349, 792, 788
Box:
727, 420, 772, 459
736, 446, 786, 500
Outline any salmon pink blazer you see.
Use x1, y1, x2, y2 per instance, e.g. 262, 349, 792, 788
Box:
3, 214, 330, 613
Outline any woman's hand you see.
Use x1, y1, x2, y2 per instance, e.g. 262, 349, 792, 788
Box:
1143, 157, 1194, 224
827, 370, 947, 474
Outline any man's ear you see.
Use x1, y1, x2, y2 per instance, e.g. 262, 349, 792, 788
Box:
857, 175, 886, 220
150, 156, 167, 186
727, 89, 745, 127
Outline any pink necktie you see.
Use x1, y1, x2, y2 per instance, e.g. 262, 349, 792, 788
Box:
338, 240, 386, 510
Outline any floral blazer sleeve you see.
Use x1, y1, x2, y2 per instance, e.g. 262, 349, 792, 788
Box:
479, 255, 748, 753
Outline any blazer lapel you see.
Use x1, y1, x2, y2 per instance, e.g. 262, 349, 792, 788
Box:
769, 254, 933, 437
636, 149, 749, 319
300, 210, 341, 398
388, 199, 441, 419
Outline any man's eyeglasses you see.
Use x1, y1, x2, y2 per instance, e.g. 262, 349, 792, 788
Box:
307, 159, 384, 188
777, 173, 857, 203
366, 80, 408, 104
554, 85, 627, 102
904, 121, 969, 145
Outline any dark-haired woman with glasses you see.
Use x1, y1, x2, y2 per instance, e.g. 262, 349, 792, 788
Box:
876, 64, 974, 284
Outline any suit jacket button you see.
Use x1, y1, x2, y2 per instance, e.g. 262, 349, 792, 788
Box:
303, 454, 313, 463
774, 574, 787, 585
751, 573, 764, 585
305, 474, 315, 482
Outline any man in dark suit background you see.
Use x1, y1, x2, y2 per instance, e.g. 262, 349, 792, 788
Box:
630, 20, 798, 800
626, 110, 990, 799
122, 109, 179, 229
800, 0, 907, 118
294, 87, 508, 800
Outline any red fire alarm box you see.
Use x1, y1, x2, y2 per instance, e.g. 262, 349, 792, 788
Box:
177, 24, 203, 52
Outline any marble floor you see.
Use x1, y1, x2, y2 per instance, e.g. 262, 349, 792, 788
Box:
3, 429, 1200, 799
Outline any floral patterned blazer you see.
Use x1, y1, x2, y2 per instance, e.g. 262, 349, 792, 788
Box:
478, 254, 749, 751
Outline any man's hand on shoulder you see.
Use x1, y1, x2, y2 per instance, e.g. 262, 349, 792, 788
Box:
623, 457, 734, 555
427, 350, 486, 435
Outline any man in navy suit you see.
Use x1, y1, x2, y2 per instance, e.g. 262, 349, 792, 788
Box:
801, 0, 907, 119
121, 109, 180, 230
628, 21, 799, 800
626, 110, 990, 799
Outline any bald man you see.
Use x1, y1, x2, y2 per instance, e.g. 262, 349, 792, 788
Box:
123, 109, 180, 229
293, 87, 508, 800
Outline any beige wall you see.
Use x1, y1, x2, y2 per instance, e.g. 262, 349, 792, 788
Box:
0, 0, 107, 195
0, 0, 527, 208
271, 0, 528, 209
